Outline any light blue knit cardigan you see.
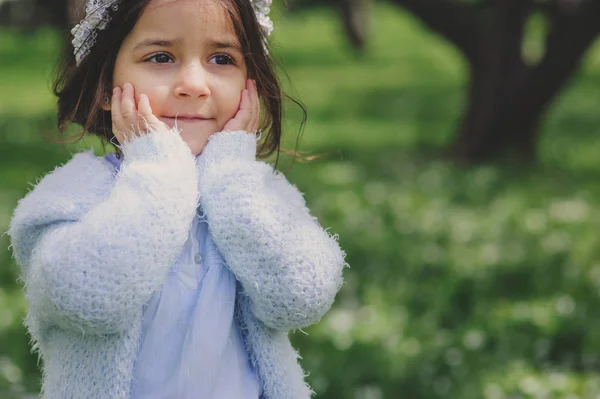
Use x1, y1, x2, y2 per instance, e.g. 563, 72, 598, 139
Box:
6, 128, 347, 399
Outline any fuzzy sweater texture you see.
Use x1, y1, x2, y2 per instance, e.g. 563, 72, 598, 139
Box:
6, 127, 347, 399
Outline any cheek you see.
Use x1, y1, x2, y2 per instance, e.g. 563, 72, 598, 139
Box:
215, 82, 245, 120
112, 56, 133, 92
135, 84, 169, 115
143, 90, 165, 113
112, 65, 165, 111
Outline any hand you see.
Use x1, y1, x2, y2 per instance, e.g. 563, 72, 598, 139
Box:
222, 79, 260, 134
111, 82, 169, 145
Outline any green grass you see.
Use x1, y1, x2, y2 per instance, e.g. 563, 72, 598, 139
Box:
2, 3, 600, 398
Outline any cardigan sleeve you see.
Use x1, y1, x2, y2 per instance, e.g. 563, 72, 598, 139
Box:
7, 126, 199, 335
196, 131, 347, 331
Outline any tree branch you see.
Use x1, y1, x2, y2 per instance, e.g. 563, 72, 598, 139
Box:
498, 0, 600, 139
490, 0, 535, 66
532, 0, 600, 99
390, 0, 481, 62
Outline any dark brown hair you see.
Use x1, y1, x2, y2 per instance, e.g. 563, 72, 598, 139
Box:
51, 0, 306, 165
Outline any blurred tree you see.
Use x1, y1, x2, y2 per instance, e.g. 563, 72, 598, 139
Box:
0, 0, 85, 34
340, 0, 372, 51
291, 0, 600, 163
394, 0, 600, 162
287, 0, 373, 51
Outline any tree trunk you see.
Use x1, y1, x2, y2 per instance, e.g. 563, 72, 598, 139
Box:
0, 0, 70, 32
287, 0, 371, 51
339, 0, 372, 51
391, 0, 600, 163
449, 0, 600, 162
450, 63, 538, 162
35, 0, 70, 32
450, 1, 536, 162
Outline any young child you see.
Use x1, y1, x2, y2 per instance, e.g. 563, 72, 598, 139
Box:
6, 0, 347, 398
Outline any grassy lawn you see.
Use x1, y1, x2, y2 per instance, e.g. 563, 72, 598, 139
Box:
2, 3, 600, 398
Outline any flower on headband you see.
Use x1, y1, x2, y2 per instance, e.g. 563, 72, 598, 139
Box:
252, 0, 274, 36
71, 0, 121, 65
71, 0, 274, 66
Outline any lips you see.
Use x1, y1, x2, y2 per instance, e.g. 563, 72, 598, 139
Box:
161, 116, 214, 128
164, 116, 211, 120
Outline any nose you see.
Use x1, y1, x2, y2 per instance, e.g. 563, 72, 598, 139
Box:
173, 62, 211, 98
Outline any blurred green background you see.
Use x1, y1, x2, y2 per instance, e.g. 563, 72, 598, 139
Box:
3, 1, 600, 398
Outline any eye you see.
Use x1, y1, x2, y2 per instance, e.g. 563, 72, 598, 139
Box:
209, 53, 236, 66
145, 52, 174, 64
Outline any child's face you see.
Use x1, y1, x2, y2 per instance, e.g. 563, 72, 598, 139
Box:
106, 0, 247, 156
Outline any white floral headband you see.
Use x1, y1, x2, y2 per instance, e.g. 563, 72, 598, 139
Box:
71, 0, 274, 66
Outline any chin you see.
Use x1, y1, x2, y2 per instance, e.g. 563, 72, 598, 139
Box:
183, 137, 210, 156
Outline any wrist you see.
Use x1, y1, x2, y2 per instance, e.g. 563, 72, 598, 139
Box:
119, 125, 193, 164
197, 130, 257, 165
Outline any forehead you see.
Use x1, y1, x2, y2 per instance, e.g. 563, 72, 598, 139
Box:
130, 0, 236, 41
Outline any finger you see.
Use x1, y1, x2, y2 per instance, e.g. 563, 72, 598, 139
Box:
137, 94, 150, 130
240, 89, 253, 127
223, 89, 251, 132
250, 80, 260, 133
246, 79, 256, 131
121, 83, 138, 132
240, 84, 252, 112
241, 80, 254, 132
137, 94, 153, 129
138, 94, 165, 131
111, 87, 124, 140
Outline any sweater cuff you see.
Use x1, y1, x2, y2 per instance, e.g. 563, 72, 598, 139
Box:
117, 125, 194, 164
197, 131, 257, 166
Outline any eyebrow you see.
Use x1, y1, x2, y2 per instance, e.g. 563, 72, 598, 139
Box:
133, 38, 181, 51
211, 40, 243, 52
133, 38, 242, 52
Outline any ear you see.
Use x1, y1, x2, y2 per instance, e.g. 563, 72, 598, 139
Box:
100, 94, 111, 111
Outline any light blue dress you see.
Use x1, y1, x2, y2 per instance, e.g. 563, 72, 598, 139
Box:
104, 153, 261, 399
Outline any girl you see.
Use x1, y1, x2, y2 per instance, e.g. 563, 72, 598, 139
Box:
6, 0, 347, 398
